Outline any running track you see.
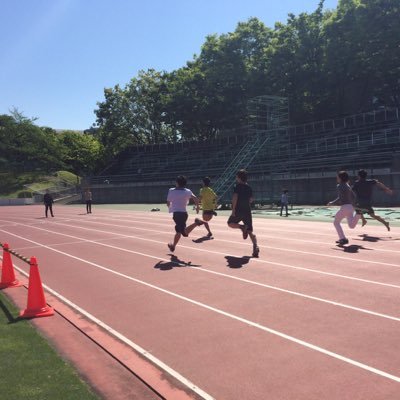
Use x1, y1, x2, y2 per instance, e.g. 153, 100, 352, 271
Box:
1, 205, 399, 400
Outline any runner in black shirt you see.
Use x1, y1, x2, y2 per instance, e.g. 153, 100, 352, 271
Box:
227, 169, 259, 257
352, 169, 393, 231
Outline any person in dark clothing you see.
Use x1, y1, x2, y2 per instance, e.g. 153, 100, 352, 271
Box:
352, 169, 393, 231
43, 190, 54, 218
280, 189, 289, 217
227, 169, 259, 257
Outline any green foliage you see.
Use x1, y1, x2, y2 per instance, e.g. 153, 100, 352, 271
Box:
92, 0, 399, 154
0, 171, 81, 197
0, 110, 103, 176
17, 190, 33, 198
0, 111, 65, 173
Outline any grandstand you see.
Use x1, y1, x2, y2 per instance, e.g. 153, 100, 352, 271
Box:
86, 105, 400, 206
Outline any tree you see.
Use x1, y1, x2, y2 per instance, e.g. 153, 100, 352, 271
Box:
58, 131, 103, 175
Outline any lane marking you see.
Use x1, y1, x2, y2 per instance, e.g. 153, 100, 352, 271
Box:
7, 260, 214, 400
3, 211, 398, 245
2, 223, 400, 291
3, 224, 400, 320
4, 213, 400, 266
3, 231, 400, 385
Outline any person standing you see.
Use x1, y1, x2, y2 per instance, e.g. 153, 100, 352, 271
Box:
167, 175, 210, 252
43, 189, 54, 218
84, 188, 93, 214
352, 169, 392, 231
327, 171, 360, 245
227, 169, 259, 257
280, 189, 289, 217
198, 176, 218, 237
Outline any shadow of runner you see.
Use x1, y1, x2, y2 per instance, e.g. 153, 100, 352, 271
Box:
225, 256, 251, 269
192, 236, 213, 243
154, 255, 201, 271
357, 234, 389, 242
334, 244, 372, 253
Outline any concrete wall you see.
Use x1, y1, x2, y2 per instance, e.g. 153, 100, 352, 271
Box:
0, 198, 34, 206
88, 169, 400, 206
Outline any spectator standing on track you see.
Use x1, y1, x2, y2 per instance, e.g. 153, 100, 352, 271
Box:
352, 169, 392, 231
167, 175, 210, 252
280, 189, 289, 217
327, 170, 360, 245
227, 169, 260, 257
43, 189, 54, 218
84, 188, 93, 214
198, 176, 218, 238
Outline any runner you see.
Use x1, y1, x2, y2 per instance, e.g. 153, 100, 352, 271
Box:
327, 170, 360, 245
167, 175, 210, 252
227, 169, 260, 257
198, 176, 218, 237
352, 169, 393, 231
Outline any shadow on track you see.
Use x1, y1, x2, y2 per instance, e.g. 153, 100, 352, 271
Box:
192, 236, 214, 243
154, 255, 201, 271
357, 234, 391, 242
225, 255, 251, 269
334, 244, 372, 253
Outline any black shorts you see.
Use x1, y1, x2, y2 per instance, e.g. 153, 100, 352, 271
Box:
227, 212, 253, 232
173, 212, 188, 235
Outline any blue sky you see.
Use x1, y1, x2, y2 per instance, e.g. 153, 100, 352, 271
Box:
0, 0, 338, 130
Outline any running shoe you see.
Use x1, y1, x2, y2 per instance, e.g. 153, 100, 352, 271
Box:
241, 225, 249, 240
252, 246, 260, 258
336, 238, 348, 245
168, 243, 175, 252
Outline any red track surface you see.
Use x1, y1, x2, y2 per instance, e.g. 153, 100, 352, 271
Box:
1, 205, 399, 399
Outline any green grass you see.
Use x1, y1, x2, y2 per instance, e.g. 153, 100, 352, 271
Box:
0, 292, 98, 400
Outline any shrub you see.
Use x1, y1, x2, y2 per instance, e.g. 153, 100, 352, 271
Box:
17, 191, 33, 198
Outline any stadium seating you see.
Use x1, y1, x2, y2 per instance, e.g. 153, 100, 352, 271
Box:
90, 108, 400, 188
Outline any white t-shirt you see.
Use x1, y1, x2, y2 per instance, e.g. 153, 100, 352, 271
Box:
167, 187, 194, 213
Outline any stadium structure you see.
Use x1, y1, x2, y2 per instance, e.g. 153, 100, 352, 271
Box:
85, 96, 400, 206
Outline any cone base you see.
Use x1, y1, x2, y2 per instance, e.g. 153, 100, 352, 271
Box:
20, 306, 54, 319
0, 280, 23, 289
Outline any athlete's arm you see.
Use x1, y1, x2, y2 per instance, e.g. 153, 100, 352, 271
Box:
376, 181, 393, 195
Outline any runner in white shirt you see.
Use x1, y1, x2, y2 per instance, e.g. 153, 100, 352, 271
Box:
167, 175, 210, 252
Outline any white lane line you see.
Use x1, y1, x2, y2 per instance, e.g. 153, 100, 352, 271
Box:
2, 222, 400, 290
2, 225, 400, 321
4, 214, 399, 255
3, 231, 400, 385
11, 213, 400, 266
5, 219, 400, 289
7, 260, 214, 400
43, 217, 400, 263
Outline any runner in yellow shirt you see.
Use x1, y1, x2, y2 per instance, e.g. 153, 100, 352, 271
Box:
199, 177, 218, 237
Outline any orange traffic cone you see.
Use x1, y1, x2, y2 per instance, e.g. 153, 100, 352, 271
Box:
20, 257, 54, 318
0, 243, 22, 289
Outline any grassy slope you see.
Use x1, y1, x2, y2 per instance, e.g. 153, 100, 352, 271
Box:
0, 171, 80, 198
0, 292, 98, 400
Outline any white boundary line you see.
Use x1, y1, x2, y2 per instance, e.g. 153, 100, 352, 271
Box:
3, 219, 400, 289
6, 260, 214, 400
3, 211, 399, 251
2, 231, 400, 385
2, 221, 400, 319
